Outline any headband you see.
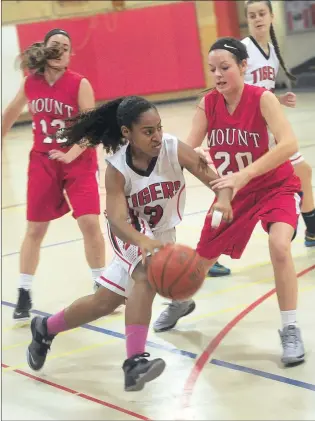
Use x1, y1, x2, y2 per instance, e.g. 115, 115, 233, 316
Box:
44, 29, 71, 45
209, 40, 248, 60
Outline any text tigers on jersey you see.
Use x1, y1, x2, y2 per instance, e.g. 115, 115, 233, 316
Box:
28, 98, 74, 117
128, 181, 181, 207
251, 66, 275, 84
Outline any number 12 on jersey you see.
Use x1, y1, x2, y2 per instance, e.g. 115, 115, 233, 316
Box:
32, 119, 67, 143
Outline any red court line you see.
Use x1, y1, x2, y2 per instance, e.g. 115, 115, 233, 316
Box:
179, 264, 315, 415
2, 363, 150, 420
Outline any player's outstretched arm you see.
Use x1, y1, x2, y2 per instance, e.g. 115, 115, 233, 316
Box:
185, 97, 208, 149
57, 78, 95, 162
178, 140, 233, 209
2, 78, 27, 139
241, 91, 298, 180
105, 163, 163, 260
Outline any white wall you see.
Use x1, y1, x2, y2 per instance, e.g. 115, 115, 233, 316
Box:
273, 1, 315, 69
285, 31, 315, 68
2, 25, 27, 111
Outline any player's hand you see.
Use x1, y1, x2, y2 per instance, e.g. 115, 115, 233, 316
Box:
208, 200, 233, 224
49, 150, 73, 164
210, 170, 251, 192
138, 237, 164, 265
194, 147, 212, 165
279, 92, 296, 108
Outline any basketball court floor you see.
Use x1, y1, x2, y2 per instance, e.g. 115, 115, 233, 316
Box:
2, 93, 315, 420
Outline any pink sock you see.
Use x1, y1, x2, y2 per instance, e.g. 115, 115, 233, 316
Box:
125, 324, 148, 358
47, 310, 68, 335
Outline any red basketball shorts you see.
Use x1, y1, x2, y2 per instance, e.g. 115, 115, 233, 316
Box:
197, 181, 301, 260
27, 149, 100, 222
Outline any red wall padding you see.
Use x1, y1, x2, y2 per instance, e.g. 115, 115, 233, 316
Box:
16, 2, 206, 101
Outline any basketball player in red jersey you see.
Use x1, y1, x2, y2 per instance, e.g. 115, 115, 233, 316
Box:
25, 96, 233, 391
155, 1, 314, 333
157, 37, 305, 366
244, 0, 315, 247
2, 29, 105, 323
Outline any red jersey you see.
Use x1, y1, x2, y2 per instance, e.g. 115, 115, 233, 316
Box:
25, 69, 83, 153
205, 84, 297, 193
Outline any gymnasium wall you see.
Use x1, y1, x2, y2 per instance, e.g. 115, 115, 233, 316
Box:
2, 0, 242, 118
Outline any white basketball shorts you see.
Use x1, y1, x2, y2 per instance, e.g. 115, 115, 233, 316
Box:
97, 219, 176, 298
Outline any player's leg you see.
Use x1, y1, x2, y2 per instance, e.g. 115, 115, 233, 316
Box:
261, 191, 305, 365
153, 259, 217, 333
107, 224, 169, 390
154, 194, 256, 333
15, 222, 50, 323
123, 260, 166, 391
292, 156, 315, 247
64, 151, 105, 288
77, 214, 105, 287
26, 219, 165, 391
152, 227, 198, 332
26, 258, 126, 371
14, 151, 69, 323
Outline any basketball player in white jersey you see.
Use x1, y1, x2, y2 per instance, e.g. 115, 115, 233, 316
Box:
25, 96, 233, 391
243, 0, 315, 247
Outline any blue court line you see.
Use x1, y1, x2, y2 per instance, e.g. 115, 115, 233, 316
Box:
1, 186, 207, 211
2, 300, 314, 392
2, 238, 84, 258
1, 209, 208, 258
2, 203, 26, 210
211, 359, 315, 391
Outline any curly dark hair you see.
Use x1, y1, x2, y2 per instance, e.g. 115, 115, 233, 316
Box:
57, 96, 157, 154
245, 0, 296, 81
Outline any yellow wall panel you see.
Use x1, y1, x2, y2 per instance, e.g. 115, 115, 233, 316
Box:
52, 1, 113, 18
122, 1, 176, 9
195, 1, 218, 89
2, 0, 53, 24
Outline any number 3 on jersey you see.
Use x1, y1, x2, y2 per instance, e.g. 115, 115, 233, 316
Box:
32, 119, 67, 143
215, 151, 253, 176
144, 205, 164, 228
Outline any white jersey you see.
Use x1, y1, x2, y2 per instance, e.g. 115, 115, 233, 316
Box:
242, 36, 279, 91
242, 37, 303, 165
106, 133, 186, 233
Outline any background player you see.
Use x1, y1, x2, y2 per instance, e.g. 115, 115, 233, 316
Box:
155, 37, 305, 366
2, 29, 105, 323
243, 0, 315, 247
25, 96, 233, 391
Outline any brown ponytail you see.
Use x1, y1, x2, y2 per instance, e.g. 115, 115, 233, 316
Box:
269, 23, 296, 82
18, 42, 64, 74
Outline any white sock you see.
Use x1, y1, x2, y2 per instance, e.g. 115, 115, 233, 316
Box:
91, 267, 105, 283
19, 274, 33, 290
281, 310, 297, 328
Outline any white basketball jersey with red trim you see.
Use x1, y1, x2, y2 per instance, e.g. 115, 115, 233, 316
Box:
242, 36, 279, 91
106, 133, 186, 232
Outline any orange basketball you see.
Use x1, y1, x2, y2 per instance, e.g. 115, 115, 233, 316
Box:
148, 244, 206, 300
